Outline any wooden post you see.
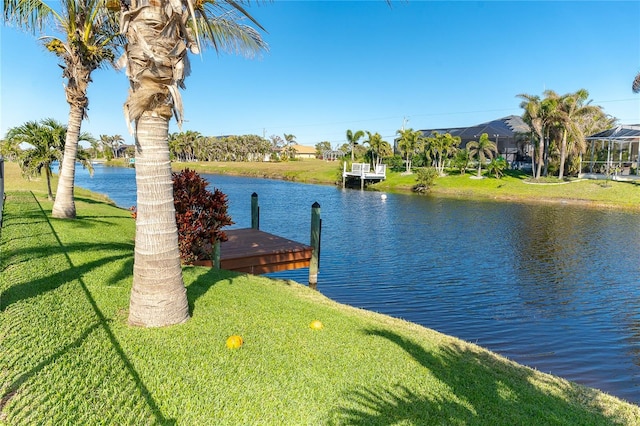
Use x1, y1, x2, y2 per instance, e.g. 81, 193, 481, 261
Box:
212, 240, 221, 269
309, 201, 321, 289
251, 192, 259, 230
342, 162, 346, 188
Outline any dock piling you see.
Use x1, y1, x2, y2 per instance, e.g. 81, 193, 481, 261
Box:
309, 201, 321, 289
251, 192, 259, 230
212, 240, 221, 269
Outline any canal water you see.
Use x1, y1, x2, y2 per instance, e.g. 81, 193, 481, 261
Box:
72, 163, 640, 404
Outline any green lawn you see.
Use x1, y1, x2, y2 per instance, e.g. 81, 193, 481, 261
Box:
2, 165, 640, 424
373, 169, 640, 210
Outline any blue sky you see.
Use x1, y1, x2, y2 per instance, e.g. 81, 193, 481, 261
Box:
2, 1, 639, 148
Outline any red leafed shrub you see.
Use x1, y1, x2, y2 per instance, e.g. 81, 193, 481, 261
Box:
172, 169, 234, 264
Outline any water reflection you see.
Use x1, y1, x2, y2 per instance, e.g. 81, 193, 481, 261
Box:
71, 163, 640, 403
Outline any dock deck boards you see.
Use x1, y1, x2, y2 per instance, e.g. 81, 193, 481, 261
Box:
219, 228, 313, 274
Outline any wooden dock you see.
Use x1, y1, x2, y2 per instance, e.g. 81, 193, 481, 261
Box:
219, 228, 313, 274
195, 193, 321, 288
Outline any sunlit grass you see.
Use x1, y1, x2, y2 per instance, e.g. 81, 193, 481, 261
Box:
2, 177, 640, 423
156, 159, 341, 185
373, 169, 640, 210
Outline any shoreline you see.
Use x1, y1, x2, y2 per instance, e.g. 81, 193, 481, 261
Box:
102, 159, 640, 212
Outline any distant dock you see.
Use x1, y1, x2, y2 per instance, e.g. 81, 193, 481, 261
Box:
342, 162, 387, 189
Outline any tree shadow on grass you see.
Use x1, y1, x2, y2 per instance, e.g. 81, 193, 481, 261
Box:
73, 195, 118, 206
330, 328, 631, 425
65, 215, 136, 228
184, 267, 238, 315
1, 243, 134, 311
1, 191, 176, 424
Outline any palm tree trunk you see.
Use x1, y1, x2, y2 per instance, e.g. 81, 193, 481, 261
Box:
52, 106, 84, 219
46, 165, 54, 200
543, 133, 550, 177
558, 130, 568, 179
536, 134, 544, 179
128, 115, 190, 327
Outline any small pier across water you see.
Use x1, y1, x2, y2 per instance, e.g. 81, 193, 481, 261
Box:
342, 162, 387, 189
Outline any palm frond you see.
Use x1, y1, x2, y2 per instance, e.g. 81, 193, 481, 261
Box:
192, 13, 268, 57
3, 0, 55, 32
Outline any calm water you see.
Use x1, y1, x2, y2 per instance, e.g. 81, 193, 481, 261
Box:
73, 163, 640, 404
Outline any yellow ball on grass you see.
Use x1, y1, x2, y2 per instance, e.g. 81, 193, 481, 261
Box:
226, 335, 243, 349
309, 320, 323, 330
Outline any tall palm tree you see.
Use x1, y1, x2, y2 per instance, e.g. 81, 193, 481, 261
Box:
545, 89, 600, 179
633, 72, 640, 93
346, 129, 365, 161
364, 131, 391, 168
100, 134, 125, 159
7, 119, 63, 200
7, 118, 93, 200
4, 0, 122, 219
120, 0, 267, 327
466, 133, 497, 178
517, 93, 546, 179
283, 133, 297, 160
396, 128, 423, 174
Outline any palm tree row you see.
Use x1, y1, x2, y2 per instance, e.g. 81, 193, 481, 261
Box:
517, 89, 614, 179
394, 128, 496, 178
169, 132, 274, 162
343, 129, 393, 167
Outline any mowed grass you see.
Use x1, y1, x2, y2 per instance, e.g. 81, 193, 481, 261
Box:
2, 163, 640, 424
373, 169, 640, 210
171, 159, 342, 185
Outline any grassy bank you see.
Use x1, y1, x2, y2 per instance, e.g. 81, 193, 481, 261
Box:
373, 169, 640, 210
2, 166, 640, 424
119, 158, 640, 211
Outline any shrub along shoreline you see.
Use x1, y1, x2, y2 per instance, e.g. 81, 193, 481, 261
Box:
2, 164, 640, 423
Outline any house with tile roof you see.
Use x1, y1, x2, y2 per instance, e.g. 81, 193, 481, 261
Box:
412, 115, 532, 164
